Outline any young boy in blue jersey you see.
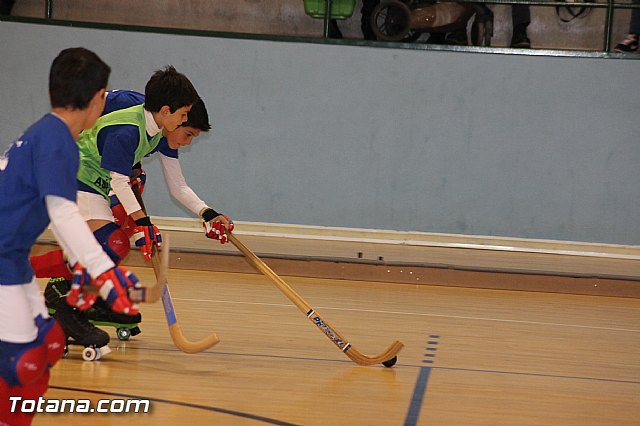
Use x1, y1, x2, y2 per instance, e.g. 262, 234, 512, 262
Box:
30, 71, 233, 344
0, 47, 142, 426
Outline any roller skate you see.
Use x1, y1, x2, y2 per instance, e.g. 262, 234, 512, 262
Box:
44, 277, 112, 361
85, 298, 142, 341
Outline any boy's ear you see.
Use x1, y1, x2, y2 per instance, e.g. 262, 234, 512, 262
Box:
89, 88, 106, 105
90, 89, 106, 112
81, 88, 107, 130
159, 105, 172, 116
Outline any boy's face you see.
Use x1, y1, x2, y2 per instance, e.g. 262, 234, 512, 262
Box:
166, 126, 201, 150
160, 105, 192, 132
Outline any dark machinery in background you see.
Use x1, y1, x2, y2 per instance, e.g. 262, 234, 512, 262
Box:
367, 0, 493, 46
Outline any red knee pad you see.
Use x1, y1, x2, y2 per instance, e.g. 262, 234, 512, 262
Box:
0, 316, 63, 389
107, 227, 131, 264
94, 223, 131, 265
0, 341, 47, 388
36, 316, 65, 367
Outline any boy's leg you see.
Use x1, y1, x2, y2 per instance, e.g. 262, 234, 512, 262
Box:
82, 222, 141, 335
42, 192, 119, 349
30, 248, 73, 280
43, 277, 110, 348
0, 281, 64, 425
0, 370, 51, 426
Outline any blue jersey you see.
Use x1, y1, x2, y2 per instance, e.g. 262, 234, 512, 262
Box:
103, 90, 146, 115
0, 114, 79, 284
78, 90, 177, 194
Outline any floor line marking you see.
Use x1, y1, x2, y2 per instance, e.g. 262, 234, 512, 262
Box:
404, 367, 431, 426
404, 336, 439, 426
173, 297, 640, 333
112, 346, 640, 385
49, 385, 300, 425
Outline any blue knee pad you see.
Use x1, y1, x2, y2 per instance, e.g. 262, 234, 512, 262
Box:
93, 222, 131, 264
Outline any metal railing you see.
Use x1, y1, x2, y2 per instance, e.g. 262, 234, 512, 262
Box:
4, 0, 633, 55
317, 0, 640, 52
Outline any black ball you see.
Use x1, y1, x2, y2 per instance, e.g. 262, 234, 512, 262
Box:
382, 356, 397, 368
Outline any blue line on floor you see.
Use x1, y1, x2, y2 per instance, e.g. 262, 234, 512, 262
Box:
404, 366, 432, 426
404, 336, 440, 425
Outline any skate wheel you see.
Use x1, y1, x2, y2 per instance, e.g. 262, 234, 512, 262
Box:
117, 327, 131, 341
82, 347, 98, 361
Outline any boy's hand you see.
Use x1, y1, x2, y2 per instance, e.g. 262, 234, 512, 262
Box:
93, 266, 141, 315
202, 208, 234, 244
133, 216, 162, 261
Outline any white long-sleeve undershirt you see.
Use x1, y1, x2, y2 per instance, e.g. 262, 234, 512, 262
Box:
46, 195, 115, 277
110, 171, 143, 216
108, 153, 210, 219
159, 153, 208, 215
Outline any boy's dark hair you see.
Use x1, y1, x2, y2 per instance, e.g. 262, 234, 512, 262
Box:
49, 47, 111, 109
182, 98, 211, 131
144, 65, 199, 113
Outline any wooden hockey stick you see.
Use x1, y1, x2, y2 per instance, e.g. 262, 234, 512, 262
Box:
127, 234, 168, 304
131, 184, 220, 353
150, 253, 220, 354
228, 233, 403, 367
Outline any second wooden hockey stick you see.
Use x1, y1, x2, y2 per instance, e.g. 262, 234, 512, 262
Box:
150, 253, 220, 354
132, 184, 220, 353
228, 233, 403, 367
128, 234, 168, 304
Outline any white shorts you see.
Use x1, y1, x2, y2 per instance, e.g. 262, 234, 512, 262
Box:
77, 191, 114, 222
0, 280, 49, 343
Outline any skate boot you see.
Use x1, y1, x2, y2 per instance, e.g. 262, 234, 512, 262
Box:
85, 297, 142, 341
44, 278, 112, 361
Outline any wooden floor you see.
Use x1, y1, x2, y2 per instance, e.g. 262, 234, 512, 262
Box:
32, 260, 640, 426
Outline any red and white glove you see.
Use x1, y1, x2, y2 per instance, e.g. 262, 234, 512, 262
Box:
66, 264, 97, 311
133, 216, 162, 261
66, 265, 140, 314
202, 208, 234, 244
93, 266, 141, 315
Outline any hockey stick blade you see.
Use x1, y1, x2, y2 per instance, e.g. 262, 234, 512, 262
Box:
161, 283, 220, 354
130, 183, 220, 353
306, 309, 404, 366
147, 233, 220, 354
228, 233, 404, 367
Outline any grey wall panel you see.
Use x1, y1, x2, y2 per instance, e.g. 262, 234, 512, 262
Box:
0, 22, 638, 244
